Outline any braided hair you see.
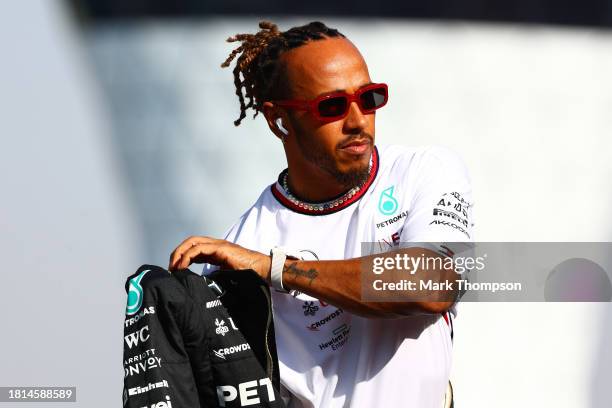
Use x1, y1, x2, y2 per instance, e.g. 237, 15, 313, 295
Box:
221, 21, 345, 126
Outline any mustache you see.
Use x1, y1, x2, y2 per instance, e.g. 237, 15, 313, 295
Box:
337, 132, 374, 149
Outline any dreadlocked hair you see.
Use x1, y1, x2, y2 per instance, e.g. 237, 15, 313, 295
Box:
221, 21, 345, 126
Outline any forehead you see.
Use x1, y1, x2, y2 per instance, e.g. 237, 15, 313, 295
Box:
281, 37, 371, 98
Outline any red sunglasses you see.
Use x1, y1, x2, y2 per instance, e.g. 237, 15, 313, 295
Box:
274, 83, 388, 123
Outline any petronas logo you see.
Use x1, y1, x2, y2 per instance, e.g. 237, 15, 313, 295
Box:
378, 186, 398, 216
126, 270, 149, 316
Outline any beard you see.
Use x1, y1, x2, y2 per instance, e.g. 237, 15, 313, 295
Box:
295, 130, 373, 190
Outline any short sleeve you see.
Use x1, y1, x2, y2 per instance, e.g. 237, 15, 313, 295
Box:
400, 146, 475, 254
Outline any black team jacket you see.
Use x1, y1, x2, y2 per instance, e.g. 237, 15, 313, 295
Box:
122, 264, 286, 408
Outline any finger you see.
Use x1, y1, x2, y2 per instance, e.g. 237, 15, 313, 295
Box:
169, 236, 214, 270
175, 243, 219, 271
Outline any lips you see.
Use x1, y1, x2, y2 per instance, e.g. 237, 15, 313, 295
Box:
339, 139, 372, 155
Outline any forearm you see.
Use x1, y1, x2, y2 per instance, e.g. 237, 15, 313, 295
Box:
281, 247, 459, 318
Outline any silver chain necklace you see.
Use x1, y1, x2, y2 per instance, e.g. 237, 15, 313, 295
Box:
280, 162, 372, 212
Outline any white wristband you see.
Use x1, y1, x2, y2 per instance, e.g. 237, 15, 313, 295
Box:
270, 247, 304, 292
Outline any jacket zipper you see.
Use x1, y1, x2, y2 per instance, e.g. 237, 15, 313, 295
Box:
259, 286, 274, 381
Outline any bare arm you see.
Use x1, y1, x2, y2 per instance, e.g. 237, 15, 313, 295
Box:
280, 247, 458, 318
169, 237, 459, 318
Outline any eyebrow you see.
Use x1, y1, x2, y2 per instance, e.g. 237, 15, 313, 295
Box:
317, 82, 374, 98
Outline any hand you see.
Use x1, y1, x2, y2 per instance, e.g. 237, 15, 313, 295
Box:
168, 236, 272, 282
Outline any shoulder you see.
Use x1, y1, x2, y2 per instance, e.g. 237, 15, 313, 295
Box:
223, 185, 276, 244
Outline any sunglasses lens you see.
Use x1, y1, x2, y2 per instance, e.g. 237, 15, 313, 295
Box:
360, 87, 387, 111
318, 97, 348, 118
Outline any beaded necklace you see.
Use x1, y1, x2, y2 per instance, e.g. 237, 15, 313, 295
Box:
279, 160, 373, 213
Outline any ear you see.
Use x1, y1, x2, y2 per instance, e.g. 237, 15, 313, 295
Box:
263, 101, 291, 140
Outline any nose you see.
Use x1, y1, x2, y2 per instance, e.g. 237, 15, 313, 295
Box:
342, 101, 368, 134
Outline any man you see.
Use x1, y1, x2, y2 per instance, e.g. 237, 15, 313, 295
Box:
169, 21, 473, 407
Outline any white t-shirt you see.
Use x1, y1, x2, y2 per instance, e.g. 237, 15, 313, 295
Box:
205, 144, 474, 408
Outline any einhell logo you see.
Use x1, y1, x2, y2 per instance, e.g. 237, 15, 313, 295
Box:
128, 379, 169, 396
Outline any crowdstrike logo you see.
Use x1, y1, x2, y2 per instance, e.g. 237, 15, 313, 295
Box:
213, 343, 251, 360
378, 186, 398, 216
126, 270, 149, 316
306, 308, 344, 331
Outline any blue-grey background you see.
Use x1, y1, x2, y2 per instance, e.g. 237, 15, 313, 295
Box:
1, 1, 612, 407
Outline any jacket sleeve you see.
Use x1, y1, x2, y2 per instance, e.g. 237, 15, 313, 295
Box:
122, 265, 217, 408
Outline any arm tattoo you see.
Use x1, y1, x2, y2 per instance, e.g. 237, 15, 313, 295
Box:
284, 263, 318, 286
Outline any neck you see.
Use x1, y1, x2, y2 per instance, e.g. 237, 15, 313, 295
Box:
285, 165, 347, 203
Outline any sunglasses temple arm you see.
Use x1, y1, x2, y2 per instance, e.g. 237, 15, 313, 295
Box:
274, 101, 311, 111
